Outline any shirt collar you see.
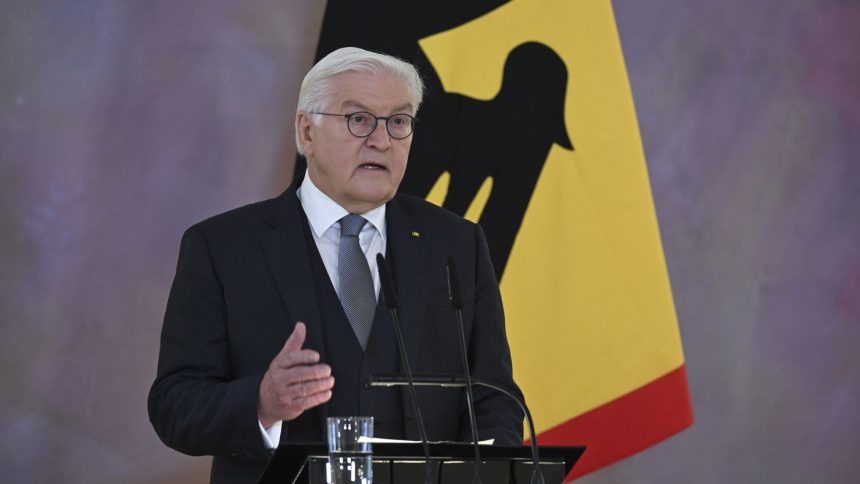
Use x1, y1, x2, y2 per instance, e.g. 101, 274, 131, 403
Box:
297, 170, 387, 238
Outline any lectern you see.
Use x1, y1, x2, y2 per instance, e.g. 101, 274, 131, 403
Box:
258, 442, 585, 484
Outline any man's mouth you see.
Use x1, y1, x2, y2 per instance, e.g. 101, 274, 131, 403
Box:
359, 162, 387, 170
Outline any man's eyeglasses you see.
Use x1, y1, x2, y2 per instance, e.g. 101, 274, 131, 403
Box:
310, 111, 416, 139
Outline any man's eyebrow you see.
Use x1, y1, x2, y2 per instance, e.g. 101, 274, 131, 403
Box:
340, 100, 414, 114
340, 100, 368, 112
391, 103, 414, 114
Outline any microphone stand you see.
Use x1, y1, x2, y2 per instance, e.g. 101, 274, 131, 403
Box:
446, 256, 481, 484
375, 254, 435, 484
366, 375, 546, 484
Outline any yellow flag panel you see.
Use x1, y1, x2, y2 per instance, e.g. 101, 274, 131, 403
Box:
420, 0, 686, 435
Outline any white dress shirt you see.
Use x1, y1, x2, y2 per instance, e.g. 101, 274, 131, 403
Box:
260, 171, 387, 449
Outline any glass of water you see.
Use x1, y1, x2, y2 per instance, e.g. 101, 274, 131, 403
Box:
327, 416, 373, 484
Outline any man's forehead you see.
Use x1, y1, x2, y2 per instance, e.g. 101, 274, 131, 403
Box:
330, 72, 413, 112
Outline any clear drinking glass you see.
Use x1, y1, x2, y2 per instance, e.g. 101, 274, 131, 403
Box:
326, 416, 373, 484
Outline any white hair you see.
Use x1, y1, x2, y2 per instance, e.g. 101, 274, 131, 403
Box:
295, 47, 424, 156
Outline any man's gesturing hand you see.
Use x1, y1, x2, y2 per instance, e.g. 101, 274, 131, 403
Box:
258, 322, 334, 429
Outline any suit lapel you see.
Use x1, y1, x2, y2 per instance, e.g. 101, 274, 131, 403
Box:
386, 197, 430, 428
259, 188, 326, 362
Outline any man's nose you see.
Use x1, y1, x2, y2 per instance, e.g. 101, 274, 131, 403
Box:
365, 120, 391, 149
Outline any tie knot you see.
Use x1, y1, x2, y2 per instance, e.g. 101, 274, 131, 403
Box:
340, 214, 368, 238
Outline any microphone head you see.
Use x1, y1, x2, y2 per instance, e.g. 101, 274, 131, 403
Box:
446, 256, 464, 310
376, 253, 398, 309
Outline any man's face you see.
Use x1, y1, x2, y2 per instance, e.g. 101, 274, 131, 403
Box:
297, 72, 415, 214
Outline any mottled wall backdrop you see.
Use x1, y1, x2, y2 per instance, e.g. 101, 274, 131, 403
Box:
1, 1, 857, 483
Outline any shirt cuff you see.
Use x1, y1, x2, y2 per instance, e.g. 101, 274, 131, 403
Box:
259, 419, 283, 449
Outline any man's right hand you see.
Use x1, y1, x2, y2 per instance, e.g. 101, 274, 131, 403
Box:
258, 322, 334, 428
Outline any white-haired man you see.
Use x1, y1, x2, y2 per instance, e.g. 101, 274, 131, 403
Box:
149, 47, 523, 484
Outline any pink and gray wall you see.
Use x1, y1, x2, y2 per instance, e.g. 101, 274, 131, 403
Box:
1, 1, 857, 482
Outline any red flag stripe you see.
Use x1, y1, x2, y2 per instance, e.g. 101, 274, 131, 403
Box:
533, 365, 694, 480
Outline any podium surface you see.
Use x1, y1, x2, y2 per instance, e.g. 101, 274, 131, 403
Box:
259, 442, 585, 484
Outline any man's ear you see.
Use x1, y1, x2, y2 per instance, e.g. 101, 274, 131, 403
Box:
296, 112, 314, 157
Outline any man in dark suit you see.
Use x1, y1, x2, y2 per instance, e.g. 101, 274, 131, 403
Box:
148, 47, 523, 484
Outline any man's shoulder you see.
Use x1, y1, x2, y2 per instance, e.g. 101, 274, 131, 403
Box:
391, 192, 475, 231
187, 189, 297, 239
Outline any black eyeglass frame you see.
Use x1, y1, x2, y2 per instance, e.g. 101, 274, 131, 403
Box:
309, 111, 417, 139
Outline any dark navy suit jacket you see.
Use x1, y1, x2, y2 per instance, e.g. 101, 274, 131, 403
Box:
148, 185, 523, 483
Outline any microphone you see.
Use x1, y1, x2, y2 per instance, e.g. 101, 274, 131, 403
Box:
446, 256, 482, 484
375, 253, 435, 484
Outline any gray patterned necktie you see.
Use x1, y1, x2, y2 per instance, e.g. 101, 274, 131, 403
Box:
338, 214, 376, 350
